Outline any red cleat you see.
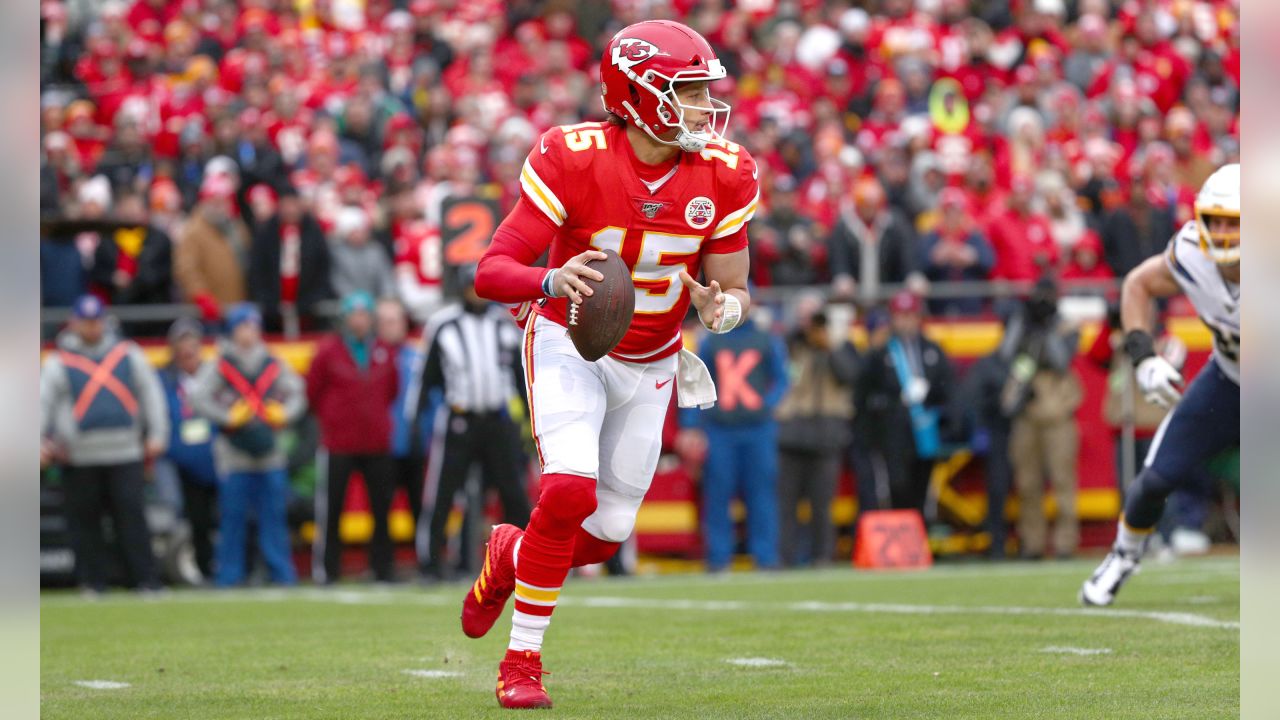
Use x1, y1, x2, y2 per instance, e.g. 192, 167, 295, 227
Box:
495, 649, 552, 709
461, 523, 522, 639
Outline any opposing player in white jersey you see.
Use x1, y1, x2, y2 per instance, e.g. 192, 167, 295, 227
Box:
1081, 163, 1239, 606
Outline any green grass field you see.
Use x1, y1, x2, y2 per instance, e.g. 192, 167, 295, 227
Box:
41, 555, 1239, 719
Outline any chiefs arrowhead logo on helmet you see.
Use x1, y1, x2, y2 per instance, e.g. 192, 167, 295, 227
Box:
601, 20, 732, 153
611, 38, 665, 73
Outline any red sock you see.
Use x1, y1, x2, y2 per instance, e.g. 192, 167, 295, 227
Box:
571, 527, 621, 567
509, 473, 597, 652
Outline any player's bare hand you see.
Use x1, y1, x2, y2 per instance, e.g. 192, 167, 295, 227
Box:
679, 271, 725, 331
554, 250, 608, 304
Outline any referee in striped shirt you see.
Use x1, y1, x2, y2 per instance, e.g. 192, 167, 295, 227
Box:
413, 266, 531, 580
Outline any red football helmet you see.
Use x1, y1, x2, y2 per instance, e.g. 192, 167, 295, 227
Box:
600, 20, 730, 152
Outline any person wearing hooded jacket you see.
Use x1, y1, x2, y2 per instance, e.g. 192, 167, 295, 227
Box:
189, 303, 306, 586
40, 295, 168, 593
306, 291, 400, 583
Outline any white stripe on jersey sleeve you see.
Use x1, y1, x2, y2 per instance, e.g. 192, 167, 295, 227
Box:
520, 160, 566, 226
710, 188, 760, 240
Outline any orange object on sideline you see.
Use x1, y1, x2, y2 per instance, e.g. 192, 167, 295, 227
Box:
853, 510, 933, 569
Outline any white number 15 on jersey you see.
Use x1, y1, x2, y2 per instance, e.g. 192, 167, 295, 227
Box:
590, 227, 701, 314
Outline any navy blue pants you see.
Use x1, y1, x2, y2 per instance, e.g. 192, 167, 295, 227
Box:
1123, 359, 1239, 529
216, 468, 297, 586
701, 422, 780, 571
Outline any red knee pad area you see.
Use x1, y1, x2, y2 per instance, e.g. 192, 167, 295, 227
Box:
571, 528, 620, 567
536, 473, 598, 528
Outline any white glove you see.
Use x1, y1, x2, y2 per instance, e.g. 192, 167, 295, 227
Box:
1136, 356, 1184, 408
901, 376, 930, 406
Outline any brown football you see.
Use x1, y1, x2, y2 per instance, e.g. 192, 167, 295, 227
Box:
567, 249, 635, 362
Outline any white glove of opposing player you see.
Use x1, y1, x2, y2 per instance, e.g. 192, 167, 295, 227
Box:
1135, 356, 1184, 408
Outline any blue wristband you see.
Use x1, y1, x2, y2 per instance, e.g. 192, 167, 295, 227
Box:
542, 269, 558, 297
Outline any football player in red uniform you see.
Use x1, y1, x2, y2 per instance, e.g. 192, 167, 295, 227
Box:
466, 20, 759, 709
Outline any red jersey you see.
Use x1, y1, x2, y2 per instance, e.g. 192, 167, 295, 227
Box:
988, 209, 1058, 282
393, 220, 444, 288
478, 122, 759, 362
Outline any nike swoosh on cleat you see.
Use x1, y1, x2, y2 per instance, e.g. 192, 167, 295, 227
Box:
656, 378, 672, 389
540, 138, 548, 154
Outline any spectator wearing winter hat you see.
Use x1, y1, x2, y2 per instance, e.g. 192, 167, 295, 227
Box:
157, 317, 218, 581
249, 185, 333, 333
174, 173, 251, 322
307, 291, 400, 583
828, 176, 923, 303
40, 295, 168, 593
918, 188, 995, 316
329, 205, 394, 300
189, 303, 305, 587
1060, 230, 1113, 282
855, 291, 954, 518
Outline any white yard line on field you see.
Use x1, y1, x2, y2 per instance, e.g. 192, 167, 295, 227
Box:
620, 557, 1240, 590
73, 680, 130, 690
402, 669, 464, 679
725, 657, 791, 668
1040, 646, 1113, 656
563, 596, 1239, 631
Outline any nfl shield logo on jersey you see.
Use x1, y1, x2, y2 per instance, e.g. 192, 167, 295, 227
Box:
685, 197, 715, 229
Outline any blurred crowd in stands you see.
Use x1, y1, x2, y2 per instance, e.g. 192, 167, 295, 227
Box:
41, 0, 1240, 322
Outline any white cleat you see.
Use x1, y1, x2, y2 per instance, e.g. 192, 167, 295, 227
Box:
1080, 548, 1141, 607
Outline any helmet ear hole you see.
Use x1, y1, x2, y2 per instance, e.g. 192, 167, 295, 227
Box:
628, 84, 641, 105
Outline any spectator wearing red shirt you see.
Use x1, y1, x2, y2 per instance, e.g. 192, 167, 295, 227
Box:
1060, 230, 1113, 282
64, 100, 109, 174
306, 291, 400, 584
855, 79, 909, 155
988, 175, 1057, 282
126, 0, 179, 44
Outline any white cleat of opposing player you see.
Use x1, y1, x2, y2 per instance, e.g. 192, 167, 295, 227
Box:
1079, 549, 1142, 607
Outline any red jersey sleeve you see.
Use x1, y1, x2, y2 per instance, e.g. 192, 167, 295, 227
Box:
475, 129, 577, 303
705, 146, 760, 255
517, 128, 573, 230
